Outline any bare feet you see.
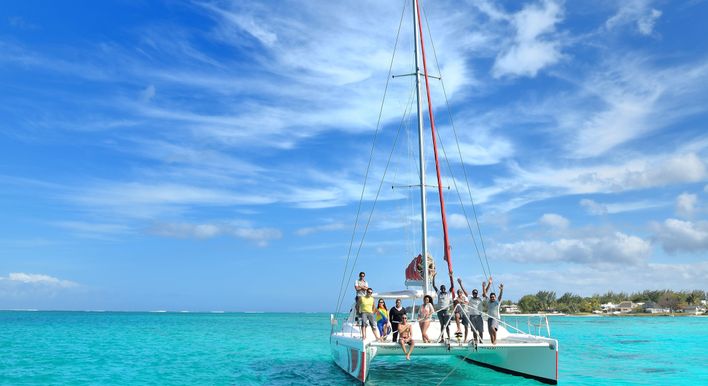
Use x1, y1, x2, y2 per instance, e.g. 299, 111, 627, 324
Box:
406, 354, 411, 360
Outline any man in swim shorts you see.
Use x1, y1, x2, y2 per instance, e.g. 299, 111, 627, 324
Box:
486, 281, 504, 345
398, 314, 415, 360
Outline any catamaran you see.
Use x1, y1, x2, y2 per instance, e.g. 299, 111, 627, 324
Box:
330, 0, 559, 384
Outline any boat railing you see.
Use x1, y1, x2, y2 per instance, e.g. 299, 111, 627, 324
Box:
448, 304, 553, 340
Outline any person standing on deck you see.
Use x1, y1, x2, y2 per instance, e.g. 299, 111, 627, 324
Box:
418, 295, 435, 343
375, 299, 391, 340
486, 279, 504, 345
455, 278, 471, 342
354, 272, 369, 315
389, 299, 406, 342
358, 288, 382, 341
432, 273, 453, 342
459, 279, 487, 344
398, 314, 415, 360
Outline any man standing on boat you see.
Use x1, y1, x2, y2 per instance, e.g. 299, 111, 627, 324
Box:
358, 288, 382, 342
459, 279, 487, 344
486, 279, 504, 345
354, 272, 369, 315
432, 273, 452, 342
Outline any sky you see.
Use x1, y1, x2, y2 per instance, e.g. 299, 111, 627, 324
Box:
1, 0, 707, 312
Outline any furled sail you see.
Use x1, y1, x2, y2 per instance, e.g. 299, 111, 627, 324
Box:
404, 253, 435, 286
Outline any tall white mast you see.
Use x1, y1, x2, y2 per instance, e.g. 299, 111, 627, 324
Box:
413, 0, 429, 296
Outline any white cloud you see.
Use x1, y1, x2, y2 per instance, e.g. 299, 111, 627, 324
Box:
53, 221, 132, 236
1, 273, 78, 288
492, 261, 708, 299
492, 0, 563, 78
580, 199, 607, 215
492, 231, 651, 266
550, 57, 708, 158
448, 213, 469, 229
295, 222, 346, 236
539, 213, 569, 229
141, 84, 156, 102
637, 9, 662, 35
149, 222, 281, 247
652, 218, 708, 253
676, 193, 698, 218
606, 1, 662, 36
512, 152, 707, 196
580, 198, 667, 216
72, 182, 276, 218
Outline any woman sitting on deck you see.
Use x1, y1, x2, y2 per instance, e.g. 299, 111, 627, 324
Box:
398, 314, 415, 360
418, 294, 435, 343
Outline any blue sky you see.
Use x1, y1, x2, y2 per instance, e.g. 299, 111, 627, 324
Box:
1, 0, 707, 312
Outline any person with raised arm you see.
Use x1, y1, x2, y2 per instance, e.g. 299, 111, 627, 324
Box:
454, 278, 471, 343
460, 279, 485, 345
432, 273, 452, 342
486, 278, 504, 345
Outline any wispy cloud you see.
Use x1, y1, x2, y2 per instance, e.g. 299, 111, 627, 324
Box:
492, 0, 564, 78
0, 273, 78, 288
580, 198, 667, 215
491, 231, 651, 266
606, 0, 662, 36
539, 213, 569, 229
295, 222, 346, 236
559, 57, 708, 158
149, 221, 281, 247
492, 261, 708, 299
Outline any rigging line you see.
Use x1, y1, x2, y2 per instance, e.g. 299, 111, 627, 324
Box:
340, 101, 408, 313
335, 86, 417, 315
429, 96, 488, 279
335, 1, 408, 315
422, 7, 492, 279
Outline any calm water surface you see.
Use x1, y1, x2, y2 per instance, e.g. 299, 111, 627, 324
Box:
0, 312, 706, 385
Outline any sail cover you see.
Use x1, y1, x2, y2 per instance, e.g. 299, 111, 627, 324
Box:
404, 253, 435, 286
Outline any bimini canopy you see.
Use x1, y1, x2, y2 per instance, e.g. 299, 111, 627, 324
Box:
371, 290, 424, 300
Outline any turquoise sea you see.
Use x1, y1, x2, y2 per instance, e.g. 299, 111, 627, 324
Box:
1, 312, 706, 385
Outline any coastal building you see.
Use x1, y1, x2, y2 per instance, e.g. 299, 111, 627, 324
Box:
616, 301, 636, 313
501, 304, 520, 314
681, 305, 706, 315
600, 302, 617, 313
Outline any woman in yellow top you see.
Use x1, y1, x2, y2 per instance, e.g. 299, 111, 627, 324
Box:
375, 299, 390, 340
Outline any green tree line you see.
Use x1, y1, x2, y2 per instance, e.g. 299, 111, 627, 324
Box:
515, 289, 706, 313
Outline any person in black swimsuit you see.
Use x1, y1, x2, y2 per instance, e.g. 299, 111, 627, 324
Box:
389, 298, 407, 342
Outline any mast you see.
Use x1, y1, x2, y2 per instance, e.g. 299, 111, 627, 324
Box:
412, 0, 429, 296
414, 0, 456, 296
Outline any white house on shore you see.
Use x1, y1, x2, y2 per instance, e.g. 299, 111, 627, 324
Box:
681, 305, 706, 315
501, 304, 520, 314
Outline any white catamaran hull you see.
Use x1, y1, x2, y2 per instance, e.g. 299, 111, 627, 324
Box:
330, 319, 558, 384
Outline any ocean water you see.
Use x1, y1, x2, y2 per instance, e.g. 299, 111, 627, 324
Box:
0, 312, 706, 385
